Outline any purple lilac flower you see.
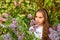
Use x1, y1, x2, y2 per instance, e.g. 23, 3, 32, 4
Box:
49, 28, 54, 33
57, 28, 60, 32
53, 32, 58, 38
12, 21, 18, 25
49, 24, 60, 40
49, 32, 59, 40
52, 26, 57, 30
10, 18, 18, 30
27, 14, 32, 19
48, 34, 55, 40
10, 23, 17, 31
29, 25, 39, 34
57, 24, 60, 32
18, 36, 23, 40
3, 33, 12, 40
30, 19, 37, 26
55, 37, 60, 40
12, 18, 17, 21
6, 33, 11, 38
18, 33, 24, 40
29, 26, 35, 32
3, 35, 8, 40
12, 18, 18, 25
33, 24, 39, 28
57, 24, 60, 29
48, 27, 59, 40
10, 18, 20, 37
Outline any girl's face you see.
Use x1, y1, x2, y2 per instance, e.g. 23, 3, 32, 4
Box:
35, 12, 44, 25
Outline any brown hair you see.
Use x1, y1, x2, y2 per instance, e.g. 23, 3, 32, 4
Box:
34, 8, 51, 40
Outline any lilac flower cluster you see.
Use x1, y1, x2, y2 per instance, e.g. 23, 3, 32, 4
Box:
18, 36, 23, 40
29, 26, 35, 33
18, 33, 24, 40
10, 18, 17, 31
2, 33, 12, 40
30, 19, 37, 26
29, 19, 39, 33
10, 18, 24, 40
49, 24, 60, 40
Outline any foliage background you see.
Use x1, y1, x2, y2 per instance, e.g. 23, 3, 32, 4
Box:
0, 0, 60, 40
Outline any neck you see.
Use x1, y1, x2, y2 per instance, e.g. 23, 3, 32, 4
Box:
38, 24, 43, 27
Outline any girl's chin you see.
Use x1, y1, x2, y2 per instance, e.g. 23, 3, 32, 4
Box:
38, 23, 43, 25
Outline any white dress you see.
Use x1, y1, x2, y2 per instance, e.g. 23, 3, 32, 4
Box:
29, 26, 43, 39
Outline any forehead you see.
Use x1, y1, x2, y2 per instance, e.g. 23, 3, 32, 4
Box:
36, 12, 44, 17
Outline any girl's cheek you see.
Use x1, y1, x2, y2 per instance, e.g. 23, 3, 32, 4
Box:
39, 18, 44, 23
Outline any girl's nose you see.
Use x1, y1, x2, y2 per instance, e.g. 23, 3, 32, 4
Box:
36, 18, 39, 21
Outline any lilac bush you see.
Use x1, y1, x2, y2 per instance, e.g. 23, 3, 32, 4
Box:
9, 18, 24, 40
49, 24, 60, 40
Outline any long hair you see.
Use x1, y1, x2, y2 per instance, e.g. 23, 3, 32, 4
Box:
34, 8, 51, 40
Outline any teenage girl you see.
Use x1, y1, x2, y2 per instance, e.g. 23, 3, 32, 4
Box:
29, 8, 51, 40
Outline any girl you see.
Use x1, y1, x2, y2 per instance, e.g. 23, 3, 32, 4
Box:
29, 8, 51, 40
